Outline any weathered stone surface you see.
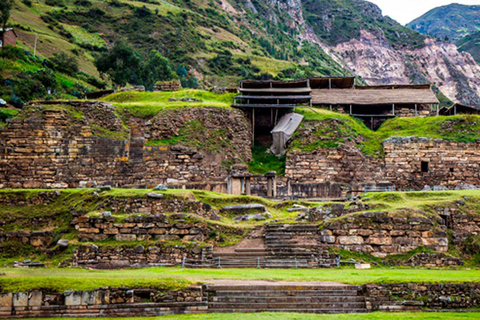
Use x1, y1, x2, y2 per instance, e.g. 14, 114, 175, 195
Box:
221, 204, 266, 213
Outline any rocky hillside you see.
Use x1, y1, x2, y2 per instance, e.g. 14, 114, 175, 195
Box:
8, 0, 480, 106
407, 4, 480, 42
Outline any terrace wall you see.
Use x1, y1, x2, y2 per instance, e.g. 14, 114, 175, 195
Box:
287, 137, 480, 193
0, 102, 251, 190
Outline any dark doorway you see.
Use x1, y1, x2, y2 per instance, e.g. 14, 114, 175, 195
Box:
421, 161, 429, 173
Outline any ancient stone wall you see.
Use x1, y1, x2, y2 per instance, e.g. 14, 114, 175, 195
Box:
0, 287, 206, 318
75, 215, 209, 242
319, 211, 448, 258
286, 144, 385, 184
383, 137, 480, 189
365, 283, 480, 311
286, 137, 480, 192
0, 102, 251, 189
75, 244, 213, 268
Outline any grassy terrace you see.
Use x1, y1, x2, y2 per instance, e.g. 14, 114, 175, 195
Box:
101, 90, 236, 118
25, 314, 480, 320
294, 108, 480, 157
1, 267, 480, 293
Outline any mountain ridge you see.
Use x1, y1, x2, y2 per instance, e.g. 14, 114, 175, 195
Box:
5, 0, 480, 107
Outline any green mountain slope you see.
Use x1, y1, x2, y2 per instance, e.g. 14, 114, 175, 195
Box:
9, 0, 349, 92
407, 4, 480, 42
303, 0, 426, 49
457, 31, 480, 63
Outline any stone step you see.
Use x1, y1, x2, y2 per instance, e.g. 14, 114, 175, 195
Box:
213, 252, 268, 257
210, 296, 365, 303
235, 248, 268, 253
207, 286, 361, 292
208, 302, 366, 310
207, 308, 368, 314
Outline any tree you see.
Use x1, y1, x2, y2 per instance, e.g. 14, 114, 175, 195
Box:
138, 50, 174, 90
0, 0, 12, 40
94, 40, 140, 88
51, 52, 79, 75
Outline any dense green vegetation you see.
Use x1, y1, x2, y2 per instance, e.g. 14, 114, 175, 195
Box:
293, 108, 480, 157
303, 0, 426, 49
25, 314, 480, 320
248, 144, 286, 176
457, 31, 480, 63
0, 45, 102, 106
407, 3, 480, 42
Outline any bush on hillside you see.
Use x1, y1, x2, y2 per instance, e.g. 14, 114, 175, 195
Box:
0, 46, 26, 61
51, 52, 79, 75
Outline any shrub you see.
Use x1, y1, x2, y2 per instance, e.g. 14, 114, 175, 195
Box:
50, 52, 79, 75
21, 0, 32, 7
9, 95, 24, 108
0, 46, 26, 61
45, 0, 65, 7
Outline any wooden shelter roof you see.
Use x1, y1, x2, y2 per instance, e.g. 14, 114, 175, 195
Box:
311, 86, 439, 106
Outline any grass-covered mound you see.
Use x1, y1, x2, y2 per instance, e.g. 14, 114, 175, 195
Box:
102, 90, 236, 118
293, 108, 480, 157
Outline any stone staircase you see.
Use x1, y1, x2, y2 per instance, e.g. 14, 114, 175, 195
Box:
210, 224, 339, 268
206, 282, 367, 314
265, 224, 339, 268
212, 248, 268, 268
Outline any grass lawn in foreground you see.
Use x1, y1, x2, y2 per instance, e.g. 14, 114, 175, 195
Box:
26, 312, 480, 320
1, 267, 479, 292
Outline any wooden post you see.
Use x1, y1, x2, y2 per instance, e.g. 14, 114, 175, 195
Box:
437, 104, 439, 116
392, 104, 395, 116
454, 104, 457, 115
415, 104, 417, 117
329, 78, 332, 89
252, 108, 255, 144
350, 105, 352, 115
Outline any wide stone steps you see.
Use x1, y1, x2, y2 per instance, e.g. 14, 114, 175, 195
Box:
206, 308, 368, 314
207, 284, 367, 314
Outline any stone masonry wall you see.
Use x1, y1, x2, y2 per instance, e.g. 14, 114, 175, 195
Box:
286, 144, 385, 184
75, 215, 209, 242
75, 244, 213, 268
0, 287, 206, 318
364, 283, 480, 311
0, 102, 251, 189
383, 137, 480, 190
287, 137, 480, 191
319, 211, 448, 258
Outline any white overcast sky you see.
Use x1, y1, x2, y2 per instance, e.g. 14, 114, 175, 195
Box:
367, 0, 480, 25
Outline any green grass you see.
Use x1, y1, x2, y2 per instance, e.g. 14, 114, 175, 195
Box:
248, 144, 286, 176
102, 90, 236, 118
362, 190, 480, 215
1, 267, 480, 293
294, 108, 480, 157
0, 108, 19, 122
24, 313, 480, 320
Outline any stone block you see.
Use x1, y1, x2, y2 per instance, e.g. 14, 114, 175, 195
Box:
115, 234, 137, 241
12, 292, 28, 307
29, 291, 43, 307
0, 293, 12, 307
65, 291, 83, 306
338, 236, 364, 245
367, 237, 393, 246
